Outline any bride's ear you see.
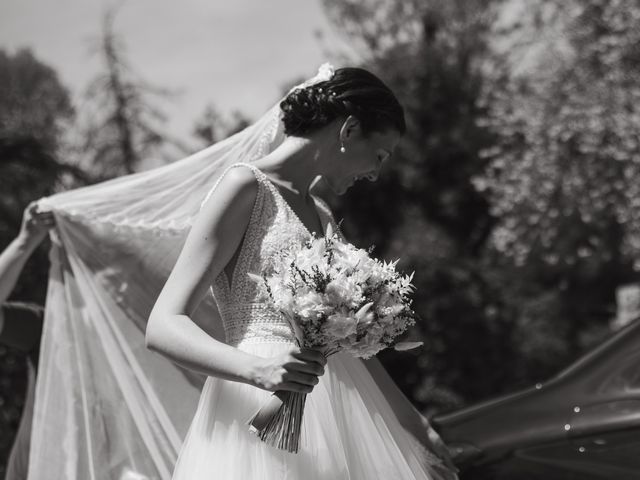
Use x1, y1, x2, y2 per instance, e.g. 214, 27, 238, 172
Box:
339, 115, 361, 144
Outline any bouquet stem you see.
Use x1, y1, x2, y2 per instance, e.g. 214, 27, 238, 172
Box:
248, 390, 307, 453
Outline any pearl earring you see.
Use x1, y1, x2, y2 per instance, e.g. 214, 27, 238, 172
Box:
340, 144, 346, 153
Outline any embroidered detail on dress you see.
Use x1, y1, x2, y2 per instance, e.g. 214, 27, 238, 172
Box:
208, 162, 338, 346
220, 303, 295, 346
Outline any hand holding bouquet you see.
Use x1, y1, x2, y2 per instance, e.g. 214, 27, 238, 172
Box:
247, 224, 422, 452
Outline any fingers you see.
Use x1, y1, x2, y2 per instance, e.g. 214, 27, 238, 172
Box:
256, 347, 328, 394
26, 201, 39, 215
279, 382, 314, 394
39, 213, 55, 224
278, 347, 327, 394
287, 349, 326, 376
34, 211, 55, 221
283, 370, 320, 387
287, 358, 324, 376
24, 201, 55, 229
32, 210, 56, 228
291, 347, 327, 367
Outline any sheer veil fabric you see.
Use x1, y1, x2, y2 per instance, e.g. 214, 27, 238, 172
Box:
31, 66, 333, 480
30, 64, 452, 480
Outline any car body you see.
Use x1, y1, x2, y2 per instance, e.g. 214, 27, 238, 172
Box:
432, 317, 640, 480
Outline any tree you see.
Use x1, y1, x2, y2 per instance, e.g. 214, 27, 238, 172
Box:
0, 49, 74, 152
323, 0, 500, 252
192, 104, 251, 147
0, 48, 87, 297
475, 0, 640, 356
320, 0, 518, 412
321, 0, 640, 413
80, 8, 178, 177
478, 0, 640, 268
0, 48, 87, 478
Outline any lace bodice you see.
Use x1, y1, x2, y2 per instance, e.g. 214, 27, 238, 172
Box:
207, 163, 338, 347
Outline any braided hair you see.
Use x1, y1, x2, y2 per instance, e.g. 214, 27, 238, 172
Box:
280, 68, 405, 137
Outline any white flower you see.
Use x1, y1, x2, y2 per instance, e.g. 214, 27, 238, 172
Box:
268, 278, 294, 313
294, 291, 326, 321
345, 333, 384, 359
377, 314, 396, 326
256, 226, 418, 360
332, 243, 369, 272
290, 238, 329, 277
316, 63, 335, 83
325, 311, 357, 339
325, 275, 363, 308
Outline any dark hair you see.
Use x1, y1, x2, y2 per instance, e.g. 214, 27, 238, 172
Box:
280, 67, 406, 137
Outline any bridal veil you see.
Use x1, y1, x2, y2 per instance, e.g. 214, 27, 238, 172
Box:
31, 65, 334, 480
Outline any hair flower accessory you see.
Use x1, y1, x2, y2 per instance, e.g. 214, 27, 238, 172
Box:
316, 62, 335, 82
289, 63, 336, 93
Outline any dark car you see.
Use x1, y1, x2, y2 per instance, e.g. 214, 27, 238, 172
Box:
432, 317, 640, 480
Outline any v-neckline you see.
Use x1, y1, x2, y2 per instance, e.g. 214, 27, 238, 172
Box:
252, 166, 326, 238
221, 162, 328, 294
269, 181, 326, 238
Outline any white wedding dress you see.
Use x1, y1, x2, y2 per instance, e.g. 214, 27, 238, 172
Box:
170, 163, 455, 480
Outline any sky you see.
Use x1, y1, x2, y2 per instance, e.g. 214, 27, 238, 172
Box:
0, 0, 358, 144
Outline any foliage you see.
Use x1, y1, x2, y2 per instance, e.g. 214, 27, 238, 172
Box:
474, 0, 640, 373
0, 49, 74, 151
0, 48, 86, 478
321, 0, 509, 411
476, 0, 640, 272
0, 48, 88, 299
321, 0, 640, 414
192, 104, 251, 147
79, 8, 177, 177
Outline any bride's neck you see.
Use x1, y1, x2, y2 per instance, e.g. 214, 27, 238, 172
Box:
255, 136, 323, 199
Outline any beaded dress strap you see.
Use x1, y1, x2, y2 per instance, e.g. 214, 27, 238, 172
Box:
225, 163, 269, 295
199, 162, 266, 210
200, 163, 268, 303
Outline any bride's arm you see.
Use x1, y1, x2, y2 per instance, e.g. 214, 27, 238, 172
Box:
146, 167, 325, 394
145, 167, 261, 384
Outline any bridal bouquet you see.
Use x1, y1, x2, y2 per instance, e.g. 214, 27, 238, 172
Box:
247, 223, 422, 453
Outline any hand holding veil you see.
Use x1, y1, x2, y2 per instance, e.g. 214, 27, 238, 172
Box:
30, 64, 334, 480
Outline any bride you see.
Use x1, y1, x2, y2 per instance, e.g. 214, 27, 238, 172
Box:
145, 66, 458, 480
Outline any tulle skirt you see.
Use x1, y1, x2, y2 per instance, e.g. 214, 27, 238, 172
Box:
171, 341, 454, 480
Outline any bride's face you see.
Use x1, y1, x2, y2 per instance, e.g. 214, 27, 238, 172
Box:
325, 123, 401, 195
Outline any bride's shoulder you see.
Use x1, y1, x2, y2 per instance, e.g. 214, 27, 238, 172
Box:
221, 163, 260, 185
200, 164, 261, 216
220, 162, 263, 185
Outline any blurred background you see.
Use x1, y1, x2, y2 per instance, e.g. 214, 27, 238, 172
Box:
2, 0, 640, 475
